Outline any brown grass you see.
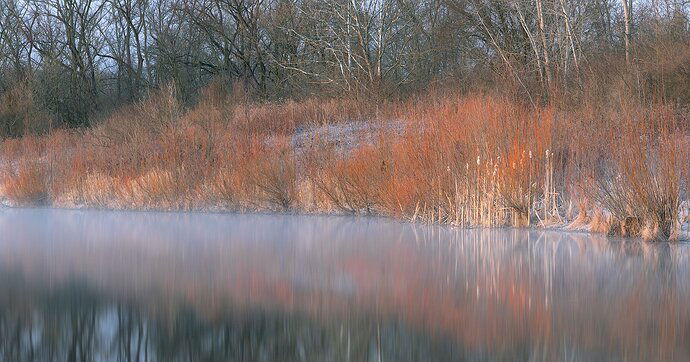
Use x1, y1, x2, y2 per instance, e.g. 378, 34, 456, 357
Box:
2, 160, 48, 205
307, 142, 391, 214
0, 85, 687, 240
243, 137, 298, 211
587, 106, 689, 240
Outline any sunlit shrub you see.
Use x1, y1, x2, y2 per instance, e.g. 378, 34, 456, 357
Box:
0, 86, 687, 240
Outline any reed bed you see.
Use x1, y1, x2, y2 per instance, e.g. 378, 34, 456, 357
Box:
0, 88, 688, 240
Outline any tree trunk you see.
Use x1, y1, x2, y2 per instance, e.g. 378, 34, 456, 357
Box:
622, 0, 631, 65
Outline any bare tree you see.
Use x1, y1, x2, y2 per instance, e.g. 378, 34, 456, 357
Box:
0, 0, 687, 133
621, 0, 632, 65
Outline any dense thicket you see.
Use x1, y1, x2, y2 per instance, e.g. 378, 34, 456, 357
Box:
1, 0, 690, 135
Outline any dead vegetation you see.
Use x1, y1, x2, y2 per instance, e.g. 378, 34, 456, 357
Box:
586, 108, 689, 240
0, 88, 688, 241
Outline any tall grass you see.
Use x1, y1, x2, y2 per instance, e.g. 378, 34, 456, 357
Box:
586, 107, 689, 239
0, 86, 687, 240
1, 160, 48, 205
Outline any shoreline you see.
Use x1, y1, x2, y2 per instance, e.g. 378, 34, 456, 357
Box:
2, 201, 686, 242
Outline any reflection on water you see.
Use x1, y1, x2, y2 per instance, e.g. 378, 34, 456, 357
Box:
0, 209, 688, 361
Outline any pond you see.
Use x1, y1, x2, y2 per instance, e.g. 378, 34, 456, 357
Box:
0, 208, 688, 361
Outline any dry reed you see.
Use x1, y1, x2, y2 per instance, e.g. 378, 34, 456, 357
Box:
0, 87, 687, 240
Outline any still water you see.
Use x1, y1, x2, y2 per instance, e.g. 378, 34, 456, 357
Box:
0, 208, 688, 361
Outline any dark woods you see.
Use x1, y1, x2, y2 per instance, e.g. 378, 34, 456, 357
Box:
1, 0, 690, 135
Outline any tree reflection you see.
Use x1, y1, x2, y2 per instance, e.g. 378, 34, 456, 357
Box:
0, 278, 464, 361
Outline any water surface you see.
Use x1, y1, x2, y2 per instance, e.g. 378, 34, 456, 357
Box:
0, 208, 688, 361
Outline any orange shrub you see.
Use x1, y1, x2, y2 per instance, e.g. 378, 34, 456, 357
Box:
0, 86, 687, 239
308, 143, 391, 214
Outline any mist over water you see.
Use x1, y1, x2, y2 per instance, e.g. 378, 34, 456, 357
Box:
0, 208, 688, 361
